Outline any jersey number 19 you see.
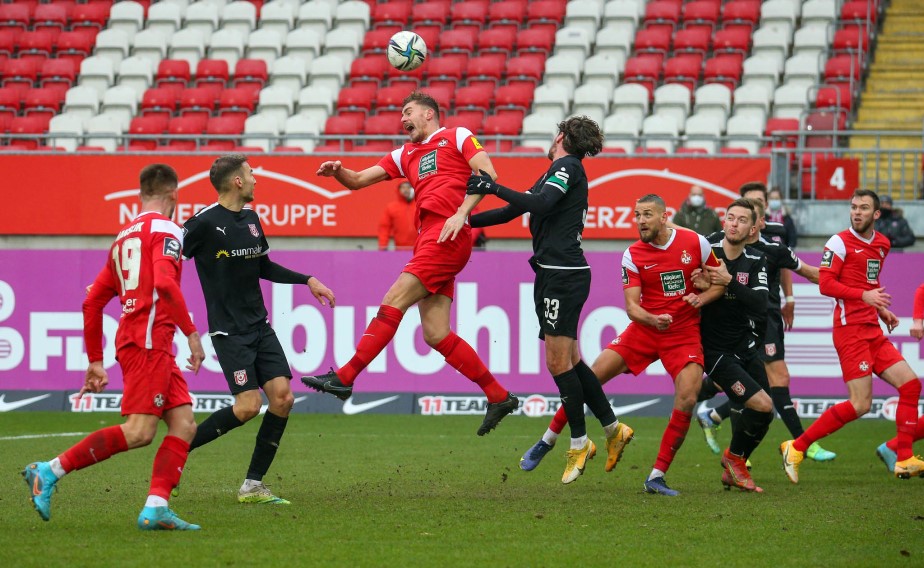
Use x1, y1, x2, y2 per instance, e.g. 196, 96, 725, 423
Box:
112, 237, 142, 295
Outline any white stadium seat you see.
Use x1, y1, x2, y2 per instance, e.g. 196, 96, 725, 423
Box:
572, 84, 611, 125
642, 114, 679, 153
531, 83, 572, 121
725, 114, 764, 154
603, 112, 641, 153
611, 83, 650, 127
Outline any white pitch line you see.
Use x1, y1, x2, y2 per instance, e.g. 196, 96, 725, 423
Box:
0, 432, 88, 441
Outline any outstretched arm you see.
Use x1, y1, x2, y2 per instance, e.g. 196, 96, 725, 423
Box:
466, 169, 565, 216
317, 162, 389, 191
470, 203, 525, 228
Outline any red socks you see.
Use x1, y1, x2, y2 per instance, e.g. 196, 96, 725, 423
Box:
435, 332, 508, 403
339, 305, 404, 386
653, 409, 692, 472
794, 400, 858, 452
887, 417, 924, 454
549, 406, 568, 435
58, 425, 128, 473
149, 435, 190, 500
884, 380, 922, 460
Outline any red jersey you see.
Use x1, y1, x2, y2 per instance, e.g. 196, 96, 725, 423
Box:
83, 211, 195, 361
914, 283, 924, 320
819, 227, 891, 327
376, 126, 484, 224
622, 228, 717, 330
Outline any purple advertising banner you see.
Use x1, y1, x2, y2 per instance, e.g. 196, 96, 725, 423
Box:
1, 249, 922, 396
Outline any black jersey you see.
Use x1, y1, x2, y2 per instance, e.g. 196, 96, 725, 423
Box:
707, 232, 800, 309
700, 241, 769, 354
762, 221, 787, 245
182, 203, 273, 335
526, 155, 588, 269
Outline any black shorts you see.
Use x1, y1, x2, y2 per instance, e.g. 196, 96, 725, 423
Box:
211, 323, 292, 395
704, 350, 769, 405
534, 267, 590, 340
761, 308, 785, 362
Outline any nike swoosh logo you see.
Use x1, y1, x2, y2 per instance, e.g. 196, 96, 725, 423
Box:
343, 395, 400, 415
854, 249, 863, 253
644, 264, 658, 269
407, 149, 416, 155
609, 398, 661, 415
260, 396, 307, 415
0, 394, 51, 412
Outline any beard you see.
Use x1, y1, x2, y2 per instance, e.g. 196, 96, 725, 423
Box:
638, 227, 657, 243
852, 217, 873, 234
724, 232, 748, 246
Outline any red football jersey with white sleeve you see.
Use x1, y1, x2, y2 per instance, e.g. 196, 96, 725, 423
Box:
376, 126, 484, 224
85, 212, 187, 360
819, 227, 891, 327
622, 228, 719, 331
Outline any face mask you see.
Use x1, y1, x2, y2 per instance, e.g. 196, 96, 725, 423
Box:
768, 199, 782, 210
689, 195, 704, 207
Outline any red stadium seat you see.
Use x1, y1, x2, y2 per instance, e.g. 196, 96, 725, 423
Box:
516, 28, 555, 56
764, 117, 799, 148
454, 84, 494, 112
2, 59, 38, 89
70, 2, 110, 29
233, 58, 268, 92
167, 115, 207, 149
478, 28, 515, 56
721, 0, 760, 28
336, 86, 375, 114
526, 0, 566, 26
9, 115, 49, 149
624, 55, 662, 95
677, 147, 708, 155
445, 111, 484, 132
805, 110, 847, 149
673, 27, 711, 56
33, 4, 68, 31
22, 87, 64, 120
179, 87, 218, 117
682, 1, 720, 29
664, 54, 703, 90
703, 54, 743, 90
205, 115, 245, 150
0, 4, 32, 30
364, 113, 402, 136
375, 85, 410, 111
196, 59, 230, 88
128, 115, 168, 150
40, 58, 77, 90
350, 55, 390, 88
644, 1, 681, 27
141, 87, 178, 117
634, 27, 672, 56
324, 115, 364, 150
426, 57, 465, 89
0, 86, 21, 115
816, 84, 853, 111
713, 27, 750, 57
362, 28, 397, 55
720, 147, 749, 155
466, 55, 505, 87
371, 1, 411, 29
494, 83, 534, 112
450, 1, 488, 30
421, 85, 452, 110
156, 59, 191, 87
488, 1, 526, 28
439, 29, 476, 55
824, 55, 862, 83
833, 27, 869, 54
481, 114, 521, 151
410, 3, 449, 27
18, 30, 56, 57
841, 1, 877, 24
354, 140, 395, 152
0, 29, 17, 56
505, 56, 544, 85
218, 87, 256, 119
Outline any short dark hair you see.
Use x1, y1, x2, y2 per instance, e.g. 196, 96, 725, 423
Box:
139, 164, 178, 199
637, 193, 666, 210
739, 181, 768, 202
558, 115, 604, 158
403, 91, 440, 121
727, 197, 757, 224
745, 197, 765, 220
210, 153, 248, 192
854, 188, 880, 210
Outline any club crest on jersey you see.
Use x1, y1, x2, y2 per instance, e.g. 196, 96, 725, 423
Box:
680, 250, 692, 264
859, 361, 870, 373
153, 394, 165, 408
878, 248, 884, 258
248, 223, 260, 237
765, 344, 777, 357
737, 272, 749, 285
730, 381, 746, 396
234, 369, 248, 386
438, 138, 448, 147
418, 150, 438, 179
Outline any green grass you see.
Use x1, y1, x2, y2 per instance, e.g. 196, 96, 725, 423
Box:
1, 413, 922, 567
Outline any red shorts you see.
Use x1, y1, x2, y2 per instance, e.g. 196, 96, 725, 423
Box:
833, 324, 904, 381
403, 214, 472, 300
118, 345, 192, 417
606, 322, 704, 379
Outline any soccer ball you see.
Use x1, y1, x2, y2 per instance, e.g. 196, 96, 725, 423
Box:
387, 31, 427, 72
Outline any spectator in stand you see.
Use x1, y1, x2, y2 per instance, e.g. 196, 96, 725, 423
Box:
378, 181, 417, 250
672, 185, 722, 236
875, 195, 916, 249
766, 188, 798, 248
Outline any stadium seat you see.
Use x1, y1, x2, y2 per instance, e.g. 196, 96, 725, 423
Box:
221, 1, 257, 38
167, 115, 208, 150
784, 54, 823, 88
209, 28, 245, 69
764, 117, 799, 148
23, 87, 64, 122
505, 56, 545, 86
742, 54, 782, 95
40, 59, 78, 91
323, 114, 363, 150
519, 112, 558, 150
247, 29, 284, 68
644, 1, 681, 28
206, 115, 246, 150
824, 55, 862, 83
9, 115, 50, 149
482, 114, 521, 151
735, 83, 773, 122
426, 57, 465, 90
128, 115, 168, 150
751, 26, 791, 61
270, 55, 308, 94
0, 4, 32, 31
804, 109, 847, 148
285, 28, 322, 64
712, 27, 750, 58
721, 0, 760, 29
410, 3, 449, 27
634, 27, 671, 56
196, 58, 231, 88
833, 27, 869, 54
554, 27, 592, 60
703, 54, 743, 91
653, 83, 692, 132
531, 85, 570, 120
71, 3, 111, 31
261, 1, 297, 37
673, 27, 711, 56
146, 2, 183, 38
296, 0, 333, 38
769, 83, 808, 119
454, 84, 494, 112
840, 1, 877, 25
258, 85, 295, 129
18, 30, 55, 59
693, 83, 732, 123
309, 55, 347, 93
364, 113, 402, 137
109, 1, 145, 36
466, 55, 505, 88
641, 114, 679, 153
47, 113, 84, 151
0, 87, 20, 118
324, 27, 362, 63
583, 54, 621, 93
564, 0, 602, 38
64, 85, 100, 119
760, 0, 798, 36
601, 1, 639, 39
801, 0, 837, 29
816, 84, 852, 111
516, 28, 556, 57
445, 110, 485, 132
663, 54, 703, 91
233, 58, 268, 92
526, 1, 567, 28
725, 114, 763, 153
116, 56, 154, 100
336, 85, 374, 115
218, 87, 256, 120
682, 1, 720, 30
78, 56, 115, 96
296, 85, 334, 126
131, 29, 168, 65
496, 83, 535, 113
450, 1, 488, 30
684, 113, 722, 152
371, 1, 411, 29
543, 54, 581, 98
611, 83, 650, 127
243, 113, 278, 151
155, 59, 191, 91
169, 28, 207, 69
83, 114, 122, 152
282, 114, 320, 151
792, 26, 830, 59
572, 84, 610, 124
623, 55, 661, 96
185, 2, 220, 41
178, 86, 216, 120
374, 85, 410, 112
335, 1, 371, 39
488, 0, 526, 29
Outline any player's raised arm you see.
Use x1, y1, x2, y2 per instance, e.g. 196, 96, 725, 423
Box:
317, 162, 389, 191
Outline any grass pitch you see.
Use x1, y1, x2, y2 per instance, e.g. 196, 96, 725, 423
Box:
2, 412, 922, 567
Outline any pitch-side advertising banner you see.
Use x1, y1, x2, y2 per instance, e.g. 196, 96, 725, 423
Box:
3, 155, 769, 238
1, 250, 921, 400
